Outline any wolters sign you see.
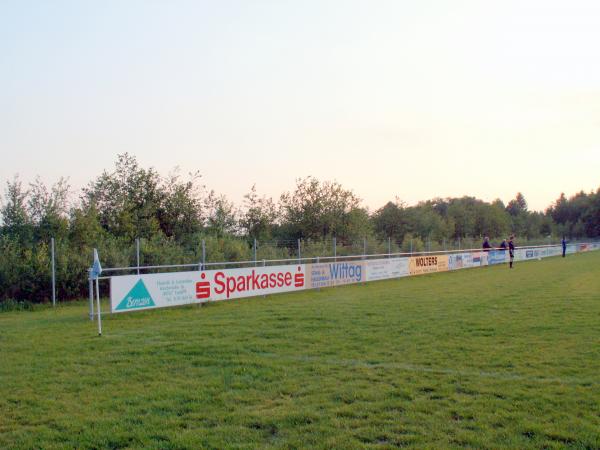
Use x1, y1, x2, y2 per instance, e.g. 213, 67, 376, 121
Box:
409, 255, 449, 275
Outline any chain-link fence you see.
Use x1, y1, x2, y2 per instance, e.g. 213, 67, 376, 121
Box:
3, 234, 595, 307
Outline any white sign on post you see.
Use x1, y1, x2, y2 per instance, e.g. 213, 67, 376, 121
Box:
110, 265, 307, 313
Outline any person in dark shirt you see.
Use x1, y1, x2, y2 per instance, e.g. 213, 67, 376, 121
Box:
509, 235, 515, 268
482, 236, 492, 251
562, 237, 567, 257
482, 236, 492, 266
499, 239, 508, 250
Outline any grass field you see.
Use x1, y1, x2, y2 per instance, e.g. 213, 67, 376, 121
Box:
1, 252, 600, 449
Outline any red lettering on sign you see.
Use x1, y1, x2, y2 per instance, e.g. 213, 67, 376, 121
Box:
195, 272, 210, 299
199, 267, 304, 299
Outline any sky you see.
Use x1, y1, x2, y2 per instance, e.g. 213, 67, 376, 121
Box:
1, 0, 599, 212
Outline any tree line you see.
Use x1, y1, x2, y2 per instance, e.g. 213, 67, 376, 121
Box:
1, 153, 599, 302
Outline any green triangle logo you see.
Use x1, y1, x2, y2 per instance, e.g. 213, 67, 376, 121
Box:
116, 279, 155, 311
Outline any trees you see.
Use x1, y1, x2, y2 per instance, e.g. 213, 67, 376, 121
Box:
82, 154, 209, 242
82, 153, 163, 239
204, 191, 238, 238
239, 185, 279, 241
1, 176, 31, 242
1, 152, 599, 303
410, 203, 449, 243
446, 197, 477, 239
506, 192, 527, 216
28, 176, 70, 241
547, 189, 600, 238
158, 169, 204, 239
505, 192, 546, 238
279, 177, 363, 242
581, 189, 600, 237
372, 201, 411, 243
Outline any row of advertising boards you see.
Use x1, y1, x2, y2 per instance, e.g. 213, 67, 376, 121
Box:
110, 243, 600, 313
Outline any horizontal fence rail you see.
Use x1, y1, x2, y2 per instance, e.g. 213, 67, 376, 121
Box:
96, 243, 584, 275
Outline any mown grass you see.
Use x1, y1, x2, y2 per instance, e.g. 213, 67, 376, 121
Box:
1, 252, 600, 449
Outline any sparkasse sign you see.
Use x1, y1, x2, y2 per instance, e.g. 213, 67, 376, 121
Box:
110, 265, 306, 313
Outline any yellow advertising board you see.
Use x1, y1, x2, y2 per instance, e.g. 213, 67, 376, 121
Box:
409, 254, 449, 276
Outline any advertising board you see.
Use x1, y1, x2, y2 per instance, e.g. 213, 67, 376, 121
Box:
448, 252, 474, 270
305, 261, 365, 288
111, 264, 306, 313
109, 244, 594, 314
547, 246, 561, 257
454, 252, 475, 268
409, 255, 449, 275
488, 250, 508, 265
365, 258, 409, 281
470, 251, 488, 267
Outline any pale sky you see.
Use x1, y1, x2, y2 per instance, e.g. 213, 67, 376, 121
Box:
1, 0, 599, 212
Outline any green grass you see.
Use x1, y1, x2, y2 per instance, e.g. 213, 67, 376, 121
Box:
1, 253, 600, 449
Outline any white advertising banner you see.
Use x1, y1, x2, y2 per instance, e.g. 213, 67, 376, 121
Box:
513, 249, 527, 261
111, 264, 306, 313
366, 257, 410, 281
547, 246, 561, 257
110, 244, 595, 314
469, 251, 488, 267
448, 252, 473, 270
306, 261, 365, 288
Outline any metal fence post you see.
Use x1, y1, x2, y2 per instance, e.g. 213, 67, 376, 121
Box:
333, 237, 336, 261
262, 259, 266, 298
51, 237, 56, 307
410, 239, 413, 255
363, 237, 367, 260
253, 238, 257, 267
316, 256, 320, 291
95, 277, 102, 336
388, 237, 391, 257
136, 237, 140, 275
88, 269, 94, 321
297, 238, 301, 263
201, 239, 206, 270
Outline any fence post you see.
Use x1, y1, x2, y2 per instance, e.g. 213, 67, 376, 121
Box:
410, 239, 413, 255
51, 237, 56, 307
363, 237, 367, 260
316, 256, 320, 291
388, 237, 391, 257
253, 239, 257, 267
136, 237, 140, 275
297, 238, 301, 264
95, 277, 102, 336
333, 237, 336, 262
262, 259, 266, 298
88, 269, 94, 321
458, 237, 461, 250
201, 239, 206, 270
